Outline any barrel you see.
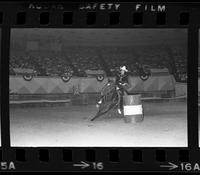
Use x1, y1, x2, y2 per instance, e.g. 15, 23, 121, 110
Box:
123, 94, 144, 123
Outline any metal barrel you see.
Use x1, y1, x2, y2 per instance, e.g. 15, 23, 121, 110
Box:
123, 94, 144, 123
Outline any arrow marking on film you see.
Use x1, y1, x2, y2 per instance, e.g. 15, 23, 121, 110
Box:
160, 162, 178, 170
73, 161, 90, 169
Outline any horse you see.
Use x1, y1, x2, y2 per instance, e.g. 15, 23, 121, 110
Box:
91, 79, 121, 121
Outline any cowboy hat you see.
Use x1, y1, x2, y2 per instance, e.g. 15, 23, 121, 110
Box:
120, 65, 128, 72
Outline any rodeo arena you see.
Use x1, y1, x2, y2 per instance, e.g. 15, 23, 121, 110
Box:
8, 29, 187, 147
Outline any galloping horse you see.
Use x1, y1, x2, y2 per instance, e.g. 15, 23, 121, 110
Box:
91, 79, 121, 121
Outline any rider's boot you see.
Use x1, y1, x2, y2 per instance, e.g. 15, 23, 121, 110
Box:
117, 108, 122, 114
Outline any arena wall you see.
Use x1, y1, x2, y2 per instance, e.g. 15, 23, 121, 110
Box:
175, 82, 187, 97
9, 75, 176, 102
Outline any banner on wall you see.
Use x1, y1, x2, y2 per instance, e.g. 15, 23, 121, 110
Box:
23, 74, 33, 81
61, 72, 73, 82
96, 74, 104, 82
13, 68, 35, 81
85, 69, 105, 82
140, 73, 150, 81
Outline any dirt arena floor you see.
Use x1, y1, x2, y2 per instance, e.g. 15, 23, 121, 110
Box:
9, 100, 187, 147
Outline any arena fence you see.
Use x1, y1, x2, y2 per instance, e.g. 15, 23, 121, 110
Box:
10, 75, 176, 93
9, 75, 181, 107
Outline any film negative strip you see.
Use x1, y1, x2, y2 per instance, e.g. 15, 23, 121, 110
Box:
0, 0, 199, 173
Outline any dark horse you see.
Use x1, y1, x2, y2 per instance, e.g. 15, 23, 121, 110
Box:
91, 79, 121, 121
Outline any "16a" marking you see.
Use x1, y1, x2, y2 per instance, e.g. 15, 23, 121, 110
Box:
180, 163, 200, 171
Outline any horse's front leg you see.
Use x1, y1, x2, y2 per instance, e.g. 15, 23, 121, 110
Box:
96, 98, 102, 108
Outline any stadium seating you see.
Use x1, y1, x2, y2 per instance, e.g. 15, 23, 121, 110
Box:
9, 46, 187, 82
10, 54, 74, 77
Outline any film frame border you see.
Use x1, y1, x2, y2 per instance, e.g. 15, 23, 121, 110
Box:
0, 1, 199, 172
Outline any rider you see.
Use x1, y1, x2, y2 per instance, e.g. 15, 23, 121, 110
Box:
115, 65, 130, 114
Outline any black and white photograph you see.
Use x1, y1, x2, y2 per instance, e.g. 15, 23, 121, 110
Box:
9, 29, 187, 147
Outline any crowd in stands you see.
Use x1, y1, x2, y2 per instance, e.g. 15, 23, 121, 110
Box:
136, 47, 170, 69
102, 48, 135, 75
9, 46, 187, 82
66, 48, 103, 76
10, 54, 73, 77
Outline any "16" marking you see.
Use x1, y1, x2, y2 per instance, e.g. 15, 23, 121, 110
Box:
92, 162, 104, 170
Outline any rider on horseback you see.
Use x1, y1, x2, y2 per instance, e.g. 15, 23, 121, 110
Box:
96, 65, 130, 112
92, 63, 148, 121
92, 65, 131, 121
115, 65, 130, 114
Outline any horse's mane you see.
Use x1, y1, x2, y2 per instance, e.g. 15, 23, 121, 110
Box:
100, 79, 116, 98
